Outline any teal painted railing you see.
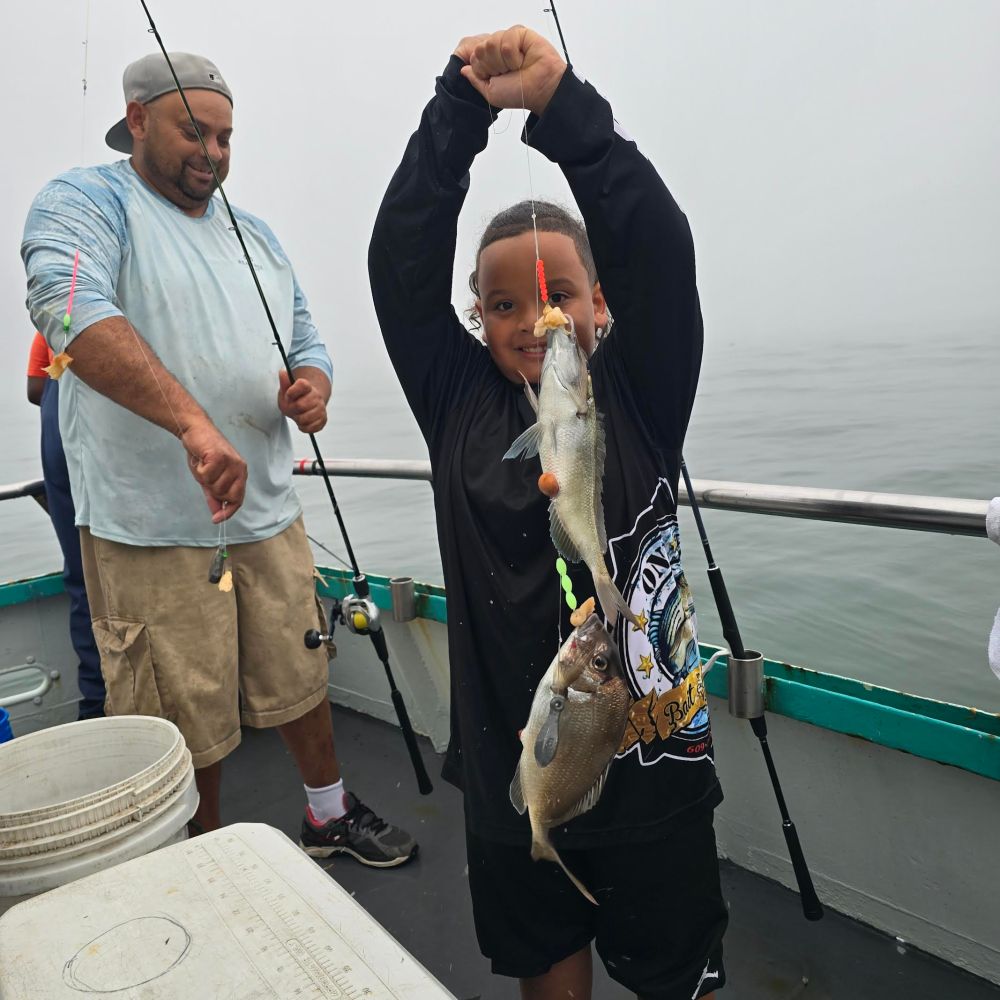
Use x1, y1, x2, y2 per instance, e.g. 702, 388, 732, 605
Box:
3, 567, 996, 782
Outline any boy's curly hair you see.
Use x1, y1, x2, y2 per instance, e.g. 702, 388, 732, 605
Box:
467, 200, 597, 331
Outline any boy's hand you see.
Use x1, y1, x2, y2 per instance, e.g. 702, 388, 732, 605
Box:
458, 26, 566, 117
454, 34, 491, 66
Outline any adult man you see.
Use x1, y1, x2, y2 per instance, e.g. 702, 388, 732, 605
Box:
22, 51, 416, 867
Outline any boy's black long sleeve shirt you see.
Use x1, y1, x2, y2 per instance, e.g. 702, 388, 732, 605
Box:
369, 58, 721, 846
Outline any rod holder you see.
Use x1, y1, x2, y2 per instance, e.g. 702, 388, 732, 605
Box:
728, 649, 765, 719
390, 577, 416, 623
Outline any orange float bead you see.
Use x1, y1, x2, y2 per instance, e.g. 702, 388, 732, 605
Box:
538, 472, 560, 498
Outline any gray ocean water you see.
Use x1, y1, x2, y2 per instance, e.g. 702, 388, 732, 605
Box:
2, 328, 998, 714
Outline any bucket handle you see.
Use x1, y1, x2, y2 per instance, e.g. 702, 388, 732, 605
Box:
0, 662, 54, 709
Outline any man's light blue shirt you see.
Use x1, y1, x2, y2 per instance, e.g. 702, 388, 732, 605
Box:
22, 159, 332, 547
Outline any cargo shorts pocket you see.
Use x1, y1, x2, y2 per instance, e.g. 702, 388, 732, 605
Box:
92, 617, 165, 718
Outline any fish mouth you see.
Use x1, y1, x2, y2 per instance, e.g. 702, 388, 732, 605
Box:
574, 612, 604, 635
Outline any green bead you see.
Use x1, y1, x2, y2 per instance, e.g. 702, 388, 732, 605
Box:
565, 593, 577, 610
561, 576, 574, 594
555, 557, 567, 576
63, 314, 71, 331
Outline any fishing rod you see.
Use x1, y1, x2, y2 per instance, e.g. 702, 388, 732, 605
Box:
543, 0, 572, 69
682, 462, 823, 921
135, 0, 432, 796
541, 4, 822, 921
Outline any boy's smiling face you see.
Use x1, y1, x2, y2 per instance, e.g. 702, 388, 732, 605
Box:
475, 231, 607, 385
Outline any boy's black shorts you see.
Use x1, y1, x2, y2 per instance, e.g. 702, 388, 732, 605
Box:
466, 809, 727, 999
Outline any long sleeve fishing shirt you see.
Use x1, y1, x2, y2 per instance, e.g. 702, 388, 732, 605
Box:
370, 58, 722, 847
21, 161, 331, 546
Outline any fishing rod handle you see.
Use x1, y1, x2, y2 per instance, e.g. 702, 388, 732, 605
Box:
365, 629, 433, 795
707, 566, 746, 661
390, 686, 434, 795
783, 820, 824, 921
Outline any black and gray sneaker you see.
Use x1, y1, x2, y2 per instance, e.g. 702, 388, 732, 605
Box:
299, 792, 418, 868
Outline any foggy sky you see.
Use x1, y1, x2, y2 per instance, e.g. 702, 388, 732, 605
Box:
1, 0, 998, 421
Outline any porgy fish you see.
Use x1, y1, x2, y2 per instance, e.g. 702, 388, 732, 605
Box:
510, 606, 632, 904
504, 313, 639, 628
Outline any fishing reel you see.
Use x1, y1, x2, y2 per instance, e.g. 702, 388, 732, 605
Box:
340, 592, 382, 638
304, 575, 387, 657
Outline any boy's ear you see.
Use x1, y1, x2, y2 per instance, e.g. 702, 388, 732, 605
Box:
592, 282, 608, 329
474, 299, 484, 327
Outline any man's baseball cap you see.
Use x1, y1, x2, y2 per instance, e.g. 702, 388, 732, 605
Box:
105, 52, 233, 153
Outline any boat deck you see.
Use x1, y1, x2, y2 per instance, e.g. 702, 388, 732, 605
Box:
221, 705, 1000, 1000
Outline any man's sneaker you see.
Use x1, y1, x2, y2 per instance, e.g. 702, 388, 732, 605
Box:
299, 792, 418, 868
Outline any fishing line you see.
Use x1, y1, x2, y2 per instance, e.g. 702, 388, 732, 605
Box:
478, 60, 542, 316
80, 0, 91, 162
306, 532, 352, 572
491, 109, 513, 135
517, 67, 542, 306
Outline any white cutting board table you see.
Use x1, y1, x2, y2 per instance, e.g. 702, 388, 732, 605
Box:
0, 822, 455, 1000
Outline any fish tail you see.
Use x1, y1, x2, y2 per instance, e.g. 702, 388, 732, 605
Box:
593, 568, 640, 629
531, 829, 598, 906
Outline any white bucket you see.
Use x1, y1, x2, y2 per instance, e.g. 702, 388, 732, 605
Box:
0, 716, 198, 914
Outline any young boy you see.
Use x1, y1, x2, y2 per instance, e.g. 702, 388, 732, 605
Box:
369, 26, 726, 1000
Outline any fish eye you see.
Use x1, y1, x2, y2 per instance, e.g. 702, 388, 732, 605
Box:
593, 654, 608, 671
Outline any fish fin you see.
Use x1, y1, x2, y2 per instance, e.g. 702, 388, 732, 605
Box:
533, 689, 568, 767
593, 412, 608, 552
552, 763, 612, 826
593, 569, 640, 629
509, 760, 527, 815
549, 505, 583, 564
519, 373, 540, 416
503, 422, 543, 461
570, 346, 591, 416
531, 833, 598, 906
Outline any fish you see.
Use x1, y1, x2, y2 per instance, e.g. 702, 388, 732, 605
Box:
509, 602, 633, 904
504, 309, 640, 629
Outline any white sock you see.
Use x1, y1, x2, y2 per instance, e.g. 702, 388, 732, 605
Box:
305, 779, 348, 823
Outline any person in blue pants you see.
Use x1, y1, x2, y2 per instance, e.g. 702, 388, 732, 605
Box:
27, 335, 105, 719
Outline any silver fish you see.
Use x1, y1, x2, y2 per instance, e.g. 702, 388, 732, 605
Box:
510, 610, 632, 904
504, 316, 639, 629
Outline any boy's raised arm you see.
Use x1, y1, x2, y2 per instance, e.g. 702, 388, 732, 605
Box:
368, 49, 497, 437
525, 69, 703, 449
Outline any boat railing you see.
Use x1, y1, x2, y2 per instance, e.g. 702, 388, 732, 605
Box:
0, 460, 989, 537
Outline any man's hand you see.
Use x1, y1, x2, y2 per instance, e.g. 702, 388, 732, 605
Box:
180, 418, 248, 524
278, 368, 329, 434
457, 26, 566, 117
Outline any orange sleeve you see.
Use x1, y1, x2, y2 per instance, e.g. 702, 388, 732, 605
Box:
27, 331, 54, 377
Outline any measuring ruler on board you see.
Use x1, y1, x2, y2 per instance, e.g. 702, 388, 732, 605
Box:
186, 832, 388, 998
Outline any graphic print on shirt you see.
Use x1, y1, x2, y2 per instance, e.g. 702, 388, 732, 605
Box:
608, 478, 711, 766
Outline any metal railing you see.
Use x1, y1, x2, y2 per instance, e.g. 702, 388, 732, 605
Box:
1, 460, 990, 537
